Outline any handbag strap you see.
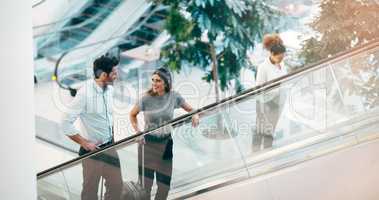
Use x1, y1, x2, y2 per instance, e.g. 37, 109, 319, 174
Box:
140, 143, 145, 188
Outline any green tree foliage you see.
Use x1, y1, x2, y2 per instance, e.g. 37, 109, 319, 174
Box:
301, 0, 379, 109
300, 0, 379, 64
155, 0, 281, 100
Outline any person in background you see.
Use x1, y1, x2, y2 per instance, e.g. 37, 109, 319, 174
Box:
61, 55, 122, 200
263, 33, 283, 53
253, 33, 287, 152
130, 67, 199, 200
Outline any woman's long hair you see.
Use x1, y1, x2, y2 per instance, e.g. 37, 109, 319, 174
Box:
147, 67, 172, 96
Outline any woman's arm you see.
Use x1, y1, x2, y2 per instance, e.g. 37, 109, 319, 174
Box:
181, 102, 194, 112
181, 102, 200, 127
129, 105, 141, 133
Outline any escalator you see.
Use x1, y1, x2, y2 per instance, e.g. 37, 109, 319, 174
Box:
117, 5, 169, 52
36, 0, 123, 58
49, 4, 169, 92
33, 0, 152, 83
36, 40, 379, 199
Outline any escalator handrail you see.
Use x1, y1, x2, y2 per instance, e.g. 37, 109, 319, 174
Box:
37, 39, 379, 179
53, 51, 70, 90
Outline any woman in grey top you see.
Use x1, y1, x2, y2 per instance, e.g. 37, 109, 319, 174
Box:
130, 67, 199, 200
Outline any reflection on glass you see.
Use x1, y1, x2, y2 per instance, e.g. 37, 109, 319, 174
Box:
37, 172, 71, 199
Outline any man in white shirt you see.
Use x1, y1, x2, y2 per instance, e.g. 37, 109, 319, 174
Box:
62, 55, 122, 200
254, 42, 287, 151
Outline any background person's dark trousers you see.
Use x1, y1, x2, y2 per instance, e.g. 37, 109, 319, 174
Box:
253, 97, 281, 152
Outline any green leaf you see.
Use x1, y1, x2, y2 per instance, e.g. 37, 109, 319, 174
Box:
159, 0, 282, 94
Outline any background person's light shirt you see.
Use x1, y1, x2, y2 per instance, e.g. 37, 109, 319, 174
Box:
256, 58, 288, 103
256, 58, 287, 85
61, 79, 113, 145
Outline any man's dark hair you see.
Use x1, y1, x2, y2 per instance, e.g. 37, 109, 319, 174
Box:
93, 55, 119, 78
270, 43, 286, 55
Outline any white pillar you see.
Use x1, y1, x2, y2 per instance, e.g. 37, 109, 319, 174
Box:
0, 1, 36, 200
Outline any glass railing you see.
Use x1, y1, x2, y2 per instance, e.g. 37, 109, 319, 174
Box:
37, 41, 379, 199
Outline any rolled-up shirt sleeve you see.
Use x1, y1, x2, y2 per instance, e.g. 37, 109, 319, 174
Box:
256, 64, 267, 86
61, 89, 86, 136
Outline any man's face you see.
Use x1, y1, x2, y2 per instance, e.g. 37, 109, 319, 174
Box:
271, 53, 285, 64
105, 67, 118, 85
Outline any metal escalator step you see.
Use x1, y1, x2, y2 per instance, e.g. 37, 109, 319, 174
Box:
143, 22, 164, 31
128, 35, 151, 44
59, 30, 83, 43
146, 16, 164, 24
156, 8, 169, 15
154, 11, 169, 18
94, 0, 112, 4
82, 6, 99, 16
76, 26, 93, 34
79, 12, 98, 20
69, 30, 89, 41
131, 30, 157, 42
82, 21, 98, 30
38, 45, 64, 57
59, 37, 80, 50
95, 1, 122, 10
70, 16, 86, 25
86, 5, 110, 14
151, 13, 167, 20
118, 40, 145, 51
140, 25, 160, 35
81, 15, 106, 26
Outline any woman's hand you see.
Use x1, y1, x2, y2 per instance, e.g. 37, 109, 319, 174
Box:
181, 102, 199, 127
136, 135, 145, 145
192, 114, 200, 127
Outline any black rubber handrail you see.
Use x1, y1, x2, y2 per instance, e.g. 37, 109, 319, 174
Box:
37, 39, 379, 179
